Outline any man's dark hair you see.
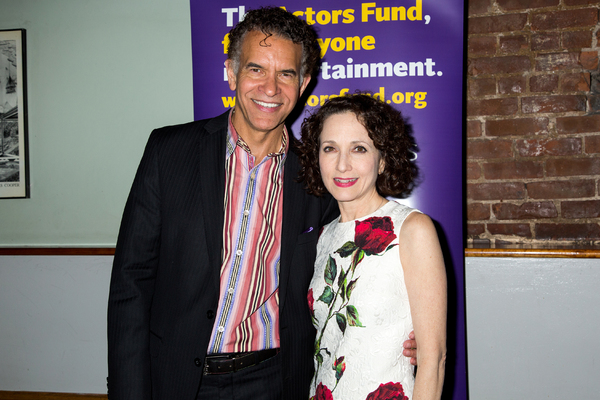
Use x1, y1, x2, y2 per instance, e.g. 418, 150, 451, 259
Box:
297, 94, 418, 198
227, 6, 321, 80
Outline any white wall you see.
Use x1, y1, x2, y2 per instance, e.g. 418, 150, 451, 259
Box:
0, 255, 112, 393
466, 256, 600, 399
0, 0, 193, 246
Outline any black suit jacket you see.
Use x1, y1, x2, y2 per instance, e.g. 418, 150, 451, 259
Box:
108, 111, 338, 400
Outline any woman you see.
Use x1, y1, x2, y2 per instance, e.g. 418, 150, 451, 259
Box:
298, 94, 446, 400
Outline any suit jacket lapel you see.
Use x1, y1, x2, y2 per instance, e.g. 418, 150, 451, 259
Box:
279, 150, 307, 311
197, 112, 228, 271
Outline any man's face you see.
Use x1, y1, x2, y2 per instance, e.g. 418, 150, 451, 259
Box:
226, 30, 311, 139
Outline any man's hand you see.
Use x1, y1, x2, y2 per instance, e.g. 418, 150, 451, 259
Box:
402, 330, 417, 366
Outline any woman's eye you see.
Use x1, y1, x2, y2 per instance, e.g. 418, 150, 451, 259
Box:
322, 146, 334, 152
354, 146, 367, 152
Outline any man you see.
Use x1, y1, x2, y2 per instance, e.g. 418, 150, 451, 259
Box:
108, 7, 416, 400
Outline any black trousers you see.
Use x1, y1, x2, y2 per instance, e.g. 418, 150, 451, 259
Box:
196, 352, 283, 400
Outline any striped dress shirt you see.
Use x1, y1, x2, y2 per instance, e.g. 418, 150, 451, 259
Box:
207, 112, 286, 354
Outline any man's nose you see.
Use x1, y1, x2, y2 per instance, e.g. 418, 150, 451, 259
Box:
260, 74, 280, 96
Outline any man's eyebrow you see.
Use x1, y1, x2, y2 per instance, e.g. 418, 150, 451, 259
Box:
244, 62, 298, 76
245, 62, 264, 70
280, 68, 298, 76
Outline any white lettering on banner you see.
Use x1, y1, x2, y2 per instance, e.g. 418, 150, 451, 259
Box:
222, 6, 245, 27
320, 58, 442, 80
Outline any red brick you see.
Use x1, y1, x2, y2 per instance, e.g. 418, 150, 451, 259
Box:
535, 52, 580, 71
493, 201, 558, 219
467, 223, 486, 235
585, 135, 600, 153
527, 179, 595, 199
469, 14, 528, 35
483, 160, 544, 179
498, 76, 526, 94
499, 35, 529, 54
469, 77, 496, 97
521, 95, 586, 113
468, 203, 491, 220
532, 9, 598, 31
530, 74, 559, 93
562, 30, 593, 50
516, 137, 582, 156
469, 0, 494, 15
469, 55, 531, 75
486, 117, 548, 137
562, 200, 600, 218
580, 51, 599, 70
536, 223, 600, 240
560, 72, 591, 93
469, 36, 497, 56
532, 33, 560, 51
497, 0, 559, 10
468, 182, 526, 200
468, 139, 514, 159
467, 120, 482, 138
467, 161, 482, 179
468, 98, 519, 116
556, 114, 600, 134
488, 223, 532, 237
546, 157, 600, 176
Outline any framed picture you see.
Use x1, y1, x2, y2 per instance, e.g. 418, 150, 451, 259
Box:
0, 29, 28, 199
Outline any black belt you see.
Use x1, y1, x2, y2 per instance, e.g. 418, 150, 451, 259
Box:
203, 348, 280, 375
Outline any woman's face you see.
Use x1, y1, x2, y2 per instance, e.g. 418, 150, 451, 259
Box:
318, 112, 384, 208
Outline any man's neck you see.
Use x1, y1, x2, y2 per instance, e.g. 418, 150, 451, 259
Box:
232, 121, 285, 163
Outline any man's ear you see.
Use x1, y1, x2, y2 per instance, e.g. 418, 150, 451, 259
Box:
225, 59, 237, 91
299, 74, 311, 97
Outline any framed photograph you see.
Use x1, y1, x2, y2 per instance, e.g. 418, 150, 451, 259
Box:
0, 29, 28, 198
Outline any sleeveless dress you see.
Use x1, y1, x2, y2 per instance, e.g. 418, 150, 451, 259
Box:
308, 200, 418, 400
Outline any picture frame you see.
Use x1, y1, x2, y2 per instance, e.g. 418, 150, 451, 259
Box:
0, 29, 29, 198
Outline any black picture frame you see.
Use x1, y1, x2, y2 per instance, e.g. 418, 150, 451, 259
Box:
0, 29, 29, 198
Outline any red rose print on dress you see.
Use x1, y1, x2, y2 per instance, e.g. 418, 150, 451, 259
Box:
310, 382, 334, 400
312, 216, 398, 398
308, 288, 316, 323
354, 216, 397, 255
365, 382, 408, 400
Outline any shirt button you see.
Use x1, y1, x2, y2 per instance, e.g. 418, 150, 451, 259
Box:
243, 209, 250, 216
218, 326, 225, 333
236, 250, 243, 256
227, 288, 234, 294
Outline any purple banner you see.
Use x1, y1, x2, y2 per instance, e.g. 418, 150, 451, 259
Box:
190, 1, 466, 398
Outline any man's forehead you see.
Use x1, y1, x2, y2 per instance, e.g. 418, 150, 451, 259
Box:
241, 31, 301, 54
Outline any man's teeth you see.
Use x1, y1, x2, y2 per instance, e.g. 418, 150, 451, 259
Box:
254, 100, 279, 108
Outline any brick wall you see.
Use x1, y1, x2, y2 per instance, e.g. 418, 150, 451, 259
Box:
467, 0, 600, 245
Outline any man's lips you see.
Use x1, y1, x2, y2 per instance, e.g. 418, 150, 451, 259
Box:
333, 178, 357, 187
253, 99, 282, 109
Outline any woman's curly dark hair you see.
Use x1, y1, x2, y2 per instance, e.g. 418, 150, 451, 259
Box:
297, 94, 418, 198
227, 6, 321, 80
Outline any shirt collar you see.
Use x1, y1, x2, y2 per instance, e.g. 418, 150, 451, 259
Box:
226, 109, 289, 159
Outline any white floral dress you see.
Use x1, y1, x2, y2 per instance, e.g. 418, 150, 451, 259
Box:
308, 201, 418, 400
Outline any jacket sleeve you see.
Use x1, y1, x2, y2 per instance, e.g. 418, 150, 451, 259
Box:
107, 130, 163, 400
